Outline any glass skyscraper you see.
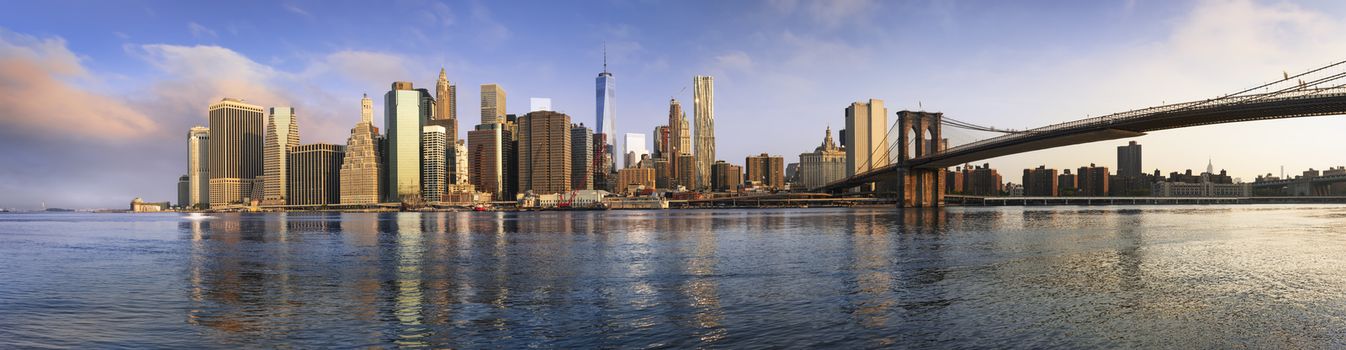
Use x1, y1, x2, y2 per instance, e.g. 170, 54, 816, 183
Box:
384, 81, 432, 203
596, 55, 616, 166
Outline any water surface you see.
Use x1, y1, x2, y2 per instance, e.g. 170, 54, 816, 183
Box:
3, 206, 1346, 348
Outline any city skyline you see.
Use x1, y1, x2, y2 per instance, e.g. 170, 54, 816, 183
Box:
4, 0, 1346, 208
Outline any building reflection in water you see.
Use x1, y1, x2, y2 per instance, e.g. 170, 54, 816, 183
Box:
848, 211, 895, 335
182, 214, 298, 342
392, 213, 431, 347
683, 212, 726, 345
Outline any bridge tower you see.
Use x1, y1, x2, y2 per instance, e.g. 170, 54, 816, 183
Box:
896, 111, 945, 208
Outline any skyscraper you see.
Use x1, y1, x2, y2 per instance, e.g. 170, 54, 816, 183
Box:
652, 125, 669, 159
468, 124, 511, 200
711, 160, 743, 192
623, 133, 647, 169
844, 99, 889, 176
571, 124, 594, 190
421, 125, 447, 202
517, 111, 572, 195
481, 83, 506, 125
1117, 141, 1142, 177
799, 126, 846, 189
596, 48, 615, 150
666, 99, 687, 188
187, 126, 210, 208
435, 69, 458, 183
693, 75, 716, 190
340, 94, 383, 205
262, 107, 300, 205
207, 98, 265, 207
451, 140, 468, 185
384, 81, 433, 202
177, 175, 189, 208
287, 143, 345, 206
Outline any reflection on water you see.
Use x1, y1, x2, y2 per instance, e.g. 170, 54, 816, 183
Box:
6, 206, 1346, 348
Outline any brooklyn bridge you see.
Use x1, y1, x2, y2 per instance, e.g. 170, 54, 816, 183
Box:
815, 59, 1346, 207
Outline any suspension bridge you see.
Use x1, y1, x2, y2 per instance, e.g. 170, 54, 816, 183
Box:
815, 59, 1346, 207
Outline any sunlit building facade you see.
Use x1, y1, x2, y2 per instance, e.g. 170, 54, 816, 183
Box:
207, 98, 265, 207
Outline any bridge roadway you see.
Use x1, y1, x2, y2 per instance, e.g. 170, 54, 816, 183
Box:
1251, 173, 1346, 187
946, 195, 1346, 206
818, 87, 1346, 193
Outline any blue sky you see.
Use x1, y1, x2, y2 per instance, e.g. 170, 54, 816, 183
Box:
2, 0, 1345, 209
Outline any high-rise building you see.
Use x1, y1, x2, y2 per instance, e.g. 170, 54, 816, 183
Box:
187, 126, 210, 208
288, 143, 345, 206
340, 94, 383, 205
1022, 165, 1059, 196
517, 111, 572, 195
481, 83, 506, 125
1077, 164, 1111, 196
652, 125, 669, 159
616, 168, 655, 194
434, 69, 458, 178
693, 75, 716, 190
745, 153, 786, 190
384, 81, 433, 202
177, 175, 189, 208
665, 99, 689, 188
623, 133, 647, 169
571, 124, 594, 190
207, 98, 265, 207
676, 154, 698, 190
262, 107, 300, 205
799, 126, 846, 189
593, 133, 613, 191
596, 50, 615, 150
845, 99, 889, 176
1117, 141, 1142, 177
421, 125, 447, 202
451, 140, 468, 185
711, 160, 743, 192
468, 125, 508, 199
967, 163, 1003, 196
1057, 169, 1078, 196
530, 97, 552, 112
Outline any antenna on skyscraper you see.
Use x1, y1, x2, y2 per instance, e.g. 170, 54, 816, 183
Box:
602, 41, 608, 73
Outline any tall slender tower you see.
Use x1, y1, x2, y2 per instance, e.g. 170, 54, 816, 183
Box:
596, 45, 616, 161
481, 83, 506, 125
263, 107, 299, 205
435, 68, 458, 139
207, 98, 264, 207
339, 94, 382, 204
187, 126, 210, 208
693, 75, 716, 190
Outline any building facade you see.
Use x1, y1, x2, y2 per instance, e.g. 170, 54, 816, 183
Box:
384, 82, 432, 202
177, 175, 189, 208
596, 58, 616, 151
1077, 164, 1111, 196
481, 83, 506, 125
517, 111, 572, 195
693, 75, 716, 190
1022, 165, 1059, 196
262, 106, 300, 205
845, 99, 889, 176
187, 126, 210, 208
435, 69, 459, 183
207, 98, 265, 207
421, 125, 447, 202
745, 153, 786, 190
339, 94, 382, 205
571, 124, 594, 190
1117, 141, 1142, 177
287, 143, 345, 206
711, 160, 743, 192
468, 125, 508, 199
798, 126, 846, 189
1057, 169, 1078, 196
616, 168, 655, 194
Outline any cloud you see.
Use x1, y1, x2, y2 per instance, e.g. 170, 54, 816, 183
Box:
469, 2, 510, 45
188, 21, 217, 38
0, 30, 156, 140
282, 3, 311, 17
714, 51, 754, 71
766, 0, 878, 29
304, 50, 415, 87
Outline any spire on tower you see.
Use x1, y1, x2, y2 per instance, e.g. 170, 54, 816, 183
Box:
602, 41, 608, 73
439, 67, 446, 80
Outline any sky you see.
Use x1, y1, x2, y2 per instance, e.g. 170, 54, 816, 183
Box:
2, 0, 1346, 209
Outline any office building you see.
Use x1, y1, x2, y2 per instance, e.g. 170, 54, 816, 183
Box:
665, 99, 691, 188
517, 111, 572, 195
1022, 166, 1059, 196
421, 125, 447, 202
481, 83, 506, 125
207, 98, 265, 207
596, 51, 615, 150
571, 124, 594, 190
652, 125, 669, 159
187, 126, 210, 208
468, 125, 510, 200
616, 167, 655, 194
262, 107, 300, 205
340, 94, 383, 205
693, 75, 716, 190
177, 175, 189, 208
593, 133, 613, 191
1077, 164, 1110, 196
798, 126, 846, 189
434, 69, 459, 183
384, 81, 433, 202
845, 99, 889, 176
623, 133, 647, 169
451, 140, 468, 185
745, 153, 786, 190
287, 143, 345, 206
1117, 141, 1142, 177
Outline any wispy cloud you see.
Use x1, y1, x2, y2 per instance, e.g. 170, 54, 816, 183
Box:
282, 3, 311, 17
187, 21, 217, 39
